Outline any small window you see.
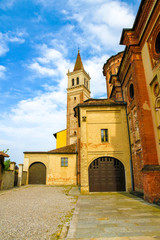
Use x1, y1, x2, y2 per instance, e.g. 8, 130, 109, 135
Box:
129, 83, 134, 99
101, 129, 108, 142
84, 78, 88, 88
77, 77, 79, 85
86, 80, 88, 88
72, 79, 74, 86
153, 82, 160, 97
155, 32, 160, 54
61, 158, 68, 167
74, 97, 76, 102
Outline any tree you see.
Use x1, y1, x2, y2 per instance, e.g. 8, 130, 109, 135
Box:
2, 149, 11, 171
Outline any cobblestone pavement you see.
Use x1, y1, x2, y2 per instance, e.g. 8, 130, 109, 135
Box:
67, 192, 160, 240
0, 185, 76, 240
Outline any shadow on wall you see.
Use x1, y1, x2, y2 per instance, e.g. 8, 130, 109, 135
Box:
0, 162, 27, 190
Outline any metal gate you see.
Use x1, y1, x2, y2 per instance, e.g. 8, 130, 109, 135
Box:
29, 162, 46, 184
89, 157, 126, 192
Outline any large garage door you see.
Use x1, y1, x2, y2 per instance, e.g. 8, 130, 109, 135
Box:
29, 162, 46, 184
89, 157, 125, 192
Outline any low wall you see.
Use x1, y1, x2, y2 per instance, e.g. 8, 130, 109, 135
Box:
0, 164, 2, 189
1, 170, 14, 190
22, 171, 27, 185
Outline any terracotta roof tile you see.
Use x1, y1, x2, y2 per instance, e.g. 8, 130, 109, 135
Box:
48, 144, 77, 154
77, 98, 125, 106
73, 50, 84, 71
0, 152, 9, 157
24, 144, 77, 154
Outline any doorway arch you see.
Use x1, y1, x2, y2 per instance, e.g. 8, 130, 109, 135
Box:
89, 156, 126, 192
29, 162, 46, 184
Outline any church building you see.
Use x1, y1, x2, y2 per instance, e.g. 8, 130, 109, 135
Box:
24, 0, 160, 203
24, 50, 132, 193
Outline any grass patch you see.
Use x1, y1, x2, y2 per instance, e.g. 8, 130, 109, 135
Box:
50, 208, 75, 240
62, 185, 72, 196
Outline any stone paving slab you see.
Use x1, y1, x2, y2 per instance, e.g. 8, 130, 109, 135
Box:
67, 193, 160, 239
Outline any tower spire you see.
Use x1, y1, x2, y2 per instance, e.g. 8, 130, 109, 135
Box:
73, 49, 84, 71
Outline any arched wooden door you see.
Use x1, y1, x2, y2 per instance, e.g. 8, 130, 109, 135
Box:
89, 157, 126, 192
29, 162, 46, 184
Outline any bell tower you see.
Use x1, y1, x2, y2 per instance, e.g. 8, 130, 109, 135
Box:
67, 50, 91, 145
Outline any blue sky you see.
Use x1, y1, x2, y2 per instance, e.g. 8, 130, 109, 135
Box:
0, 0, 141, 164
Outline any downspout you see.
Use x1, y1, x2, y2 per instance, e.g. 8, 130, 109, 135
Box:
75, 143, 78, 186
74, 106, 80, 187
120, 81, 134, 192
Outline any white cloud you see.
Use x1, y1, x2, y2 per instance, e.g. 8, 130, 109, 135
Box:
27, 44, 72, 92
0, 33, 9, 56
0, 65, 6, 79
65, 0, 135, 52
0, 89, 67, 163
28, 62, 56, 77
8, 37, 25, 44
0, 46, 71, 163
0, 0, 16, 9
93, 2, 134, 28
84, 55, 109, 98
34, 0, 55, 8
0, 31, 25, 56
61, 9, 68, 15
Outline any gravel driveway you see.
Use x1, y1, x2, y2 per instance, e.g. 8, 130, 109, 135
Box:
0, 185, 76, 240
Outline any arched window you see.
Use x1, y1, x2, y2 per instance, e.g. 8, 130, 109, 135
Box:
129, 83, 134, 99
77, 77, 79, 85
86, 80, 88, 88
155, 32, 160, 54
155, 97, 160, 127
72, 78, 74, 86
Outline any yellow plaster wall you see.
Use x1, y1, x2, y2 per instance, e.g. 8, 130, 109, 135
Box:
24, 153, 77, 185
142, 42, 160, 163
79, 105, 132, 193
56, 129, 67, 149
47, 154, 77, 185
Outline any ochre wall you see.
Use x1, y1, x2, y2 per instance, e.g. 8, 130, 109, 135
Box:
79, 105, 132, 193
141, 34, 160, 163
56, 129, 67, 149
103, 52, 123, 98
24, 153, 77, 185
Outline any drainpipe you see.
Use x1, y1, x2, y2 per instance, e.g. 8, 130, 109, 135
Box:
75, 143, 78, 186
120, 82, 134, 192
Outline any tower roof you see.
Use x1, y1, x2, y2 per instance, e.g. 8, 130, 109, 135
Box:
73, 50, 84, 71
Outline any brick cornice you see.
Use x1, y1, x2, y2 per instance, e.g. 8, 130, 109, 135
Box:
119, 46, 141, 85
134, 0, 155, 39
120, 0, 158, 46
120, 30, 138, 46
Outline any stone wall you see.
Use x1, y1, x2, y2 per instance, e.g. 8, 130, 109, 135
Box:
1, 170, 14, 190
22, 171, 27, 185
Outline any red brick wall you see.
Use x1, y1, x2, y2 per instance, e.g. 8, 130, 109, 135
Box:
143, 170, 160, 203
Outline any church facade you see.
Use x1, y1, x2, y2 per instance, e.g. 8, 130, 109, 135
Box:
103, 0, 160, 202
24, 0, 160, 203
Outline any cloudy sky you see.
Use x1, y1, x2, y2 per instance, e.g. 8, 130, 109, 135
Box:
0, 0, 140, 164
